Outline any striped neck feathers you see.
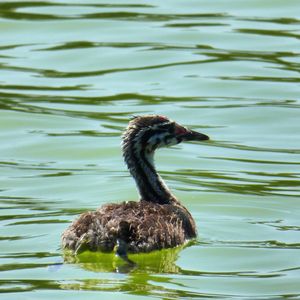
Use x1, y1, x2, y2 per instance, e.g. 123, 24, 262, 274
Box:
122, 126, 178, 205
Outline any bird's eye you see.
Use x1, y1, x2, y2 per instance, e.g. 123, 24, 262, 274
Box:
156, 124, 169, 131
168, 122, 176, 132
156, 122, 175, 132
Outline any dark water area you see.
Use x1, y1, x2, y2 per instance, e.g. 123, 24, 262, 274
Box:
1, 0, 300, 299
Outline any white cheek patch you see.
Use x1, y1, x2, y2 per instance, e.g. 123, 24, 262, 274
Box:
147, 133, 178, 148
147, 133, 166, 146
165, 137, 178, 147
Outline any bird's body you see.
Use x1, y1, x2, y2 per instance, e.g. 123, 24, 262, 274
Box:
62, 200, 196, 254
62, 115, 209, 255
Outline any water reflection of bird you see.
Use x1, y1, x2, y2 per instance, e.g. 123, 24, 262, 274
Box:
62, 115, 209, 261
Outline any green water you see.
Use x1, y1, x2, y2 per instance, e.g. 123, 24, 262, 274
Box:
1, 0, 300, 299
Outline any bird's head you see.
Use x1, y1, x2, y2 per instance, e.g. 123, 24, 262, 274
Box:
122, 115, 209, 153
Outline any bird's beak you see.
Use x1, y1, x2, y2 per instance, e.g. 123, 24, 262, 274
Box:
182, 129, 209, 141
175, 124, 209, 142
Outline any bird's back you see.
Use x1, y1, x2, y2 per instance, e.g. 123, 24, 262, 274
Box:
61, 200, 196, 254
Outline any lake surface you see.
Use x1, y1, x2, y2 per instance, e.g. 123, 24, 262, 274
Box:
1, 0, 300, 299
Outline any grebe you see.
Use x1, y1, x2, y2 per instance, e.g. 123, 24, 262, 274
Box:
62, 115, 209, 257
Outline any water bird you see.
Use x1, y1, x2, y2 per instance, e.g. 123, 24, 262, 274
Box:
62, 115, 209, 259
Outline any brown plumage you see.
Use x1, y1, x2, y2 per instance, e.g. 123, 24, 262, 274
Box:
61, 115, 209, 256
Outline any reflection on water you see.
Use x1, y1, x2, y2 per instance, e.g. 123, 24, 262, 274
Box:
1, 0, 300, 299
63, 245, 184, 274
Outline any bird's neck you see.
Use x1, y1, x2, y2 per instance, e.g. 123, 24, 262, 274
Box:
123, 142, 178, 205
